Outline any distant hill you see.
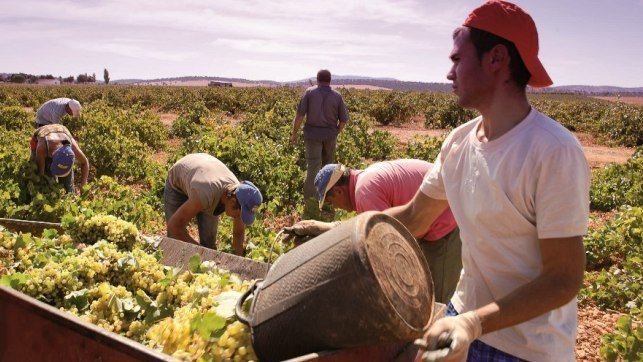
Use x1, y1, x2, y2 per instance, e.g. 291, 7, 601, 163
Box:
113, 76, 280, 86
110, 75, 642, 95
285, 77, 453, 92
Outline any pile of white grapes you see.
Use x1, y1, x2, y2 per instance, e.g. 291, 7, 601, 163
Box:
0, 214, 259, 362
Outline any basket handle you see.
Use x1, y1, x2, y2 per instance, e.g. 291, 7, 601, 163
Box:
235, 279, 262, 326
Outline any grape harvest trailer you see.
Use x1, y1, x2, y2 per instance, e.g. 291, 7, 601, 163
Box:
0, 218, 439, 362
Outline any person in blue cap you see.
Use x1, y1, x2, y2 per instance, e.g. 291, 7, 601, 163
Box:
165, 153, 263, 255
31, 124, 90, 193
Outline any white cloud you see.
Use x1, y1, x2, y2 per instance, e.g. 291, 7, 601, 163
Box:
78, 42, 196, 62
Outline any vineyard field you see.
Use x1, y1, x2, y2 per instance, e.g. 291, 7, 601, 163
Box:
0, 84, 641, 361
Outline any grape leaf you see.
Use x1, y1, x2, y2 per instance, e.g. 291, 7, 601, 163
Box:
190, 311, 226, 339
0, 272, 30, 289
64, 289, 89, 311
214, 290, 242, 319
188, 254, 202, 273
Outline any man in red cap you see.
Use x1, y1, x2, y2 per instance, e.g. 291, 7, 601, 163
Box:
385, 1, 589, 361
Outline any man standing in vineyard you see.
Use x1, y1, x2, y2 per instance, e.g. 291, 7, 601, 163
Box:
387, 1, 590, 361
290, 69, 349, 214
164, 153, 263, 256
34, 98, 82, 128
285, 160, 462, 304
31, 124, 90, 193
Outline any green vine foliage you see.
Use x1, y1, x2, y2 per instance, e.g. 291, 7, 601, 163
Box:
424, 95, 478, 129
582, 206, 642, 314
2, 85, 641, 146
531, 96, 642, 147
585, 206, 643, 270
368, 91, 416, 126
600, 315, 642, 362
0, 123, 162, 231
64, 101, 167, 181
402, 135, 446, 163
591, 146, 642, 211
0, 105, 33, 131
337, 114, 399, 167
170, 101, 217, 138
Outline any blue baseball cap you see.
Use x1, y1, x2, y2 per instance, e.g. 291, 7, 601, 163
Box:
236, 181, 263, 225
314, 164, 346, 209
51, 144, 75, 177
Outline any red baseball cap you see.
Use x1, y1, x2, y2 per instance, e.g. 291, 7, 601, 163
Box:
463, 0, 553, 87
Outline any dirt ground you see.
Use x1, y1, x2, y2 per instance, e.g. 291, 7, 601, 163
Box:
376, 118, 635, 169
159, 113, 178, 126
576, 304, 625, 361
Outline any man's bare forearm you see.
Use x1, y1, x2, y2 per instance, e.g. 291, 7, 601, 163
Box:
80, 162, 89, 186
291, 115, 304, 135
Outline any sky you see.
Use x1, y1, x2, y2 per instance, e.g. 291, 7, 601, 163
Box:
1, 0, 642, 87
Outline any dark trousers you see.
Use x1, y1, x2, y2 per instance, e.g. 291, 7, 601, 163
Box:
419, 227, 462, 304
303, 137, 337, 199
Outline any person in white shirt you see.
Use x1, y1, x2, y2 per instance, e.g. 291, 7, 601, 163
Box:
388, 1, 590, 361
34, 98, 81, 128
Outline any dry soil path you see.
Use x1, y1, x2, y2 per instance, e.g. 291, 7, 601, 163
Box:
376, 121, 634, 169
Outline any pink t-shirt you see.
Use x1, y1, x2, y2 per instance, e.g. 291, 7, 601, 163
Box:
348, 159, 456, 241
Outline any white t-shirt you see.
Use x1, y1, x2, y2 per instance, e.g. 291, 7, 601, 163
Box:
420, 108, 590, 361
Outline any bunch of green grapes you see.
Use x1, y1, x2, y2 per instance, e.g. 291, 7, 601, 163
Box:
0, 231, 16, 274
9, 232, 78, 273
146, 306, 209, 359
0, 229, 16, 249
146, 306, 258, 361
63, 241, 125, 286
110, 248, 168, 297
1, 230, 44, 273
156, 275, 191, 308
76, 282, 140, 336
212, 320, 258, 362
67, 214, 140, 249
20, 262, 82, 306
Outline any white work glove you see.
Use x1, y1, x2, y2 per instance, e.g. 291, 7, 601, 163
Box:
282, 220, 341, 245
414, 311, 482, 362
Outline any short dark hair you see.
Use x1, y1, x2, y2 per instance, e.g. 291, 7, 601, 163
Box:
317, 69, 331, 83
462, 27, 531, 88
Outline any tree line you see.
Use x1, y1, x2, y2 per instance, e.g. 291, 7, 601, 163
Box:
1, 69, 110, 84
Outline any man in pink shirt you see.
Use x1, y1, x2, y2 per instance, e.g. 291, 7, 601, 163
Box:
286, 159, 462, 304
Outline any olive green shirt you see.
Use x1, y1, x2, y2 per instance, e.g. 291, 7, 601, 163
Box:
167, 154, 239, 213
